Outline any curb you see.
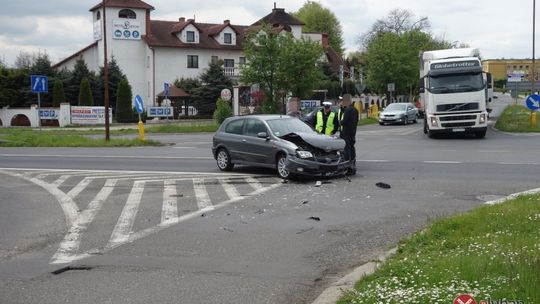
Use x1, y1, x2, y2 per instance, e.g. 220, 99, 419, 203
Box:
484, 187, 540, 205
310, 247, 397, 304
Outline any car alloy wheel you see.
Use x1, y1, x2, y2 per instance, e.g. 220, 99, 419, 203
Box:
217, 149, 233, 171
276, 155, 290, 179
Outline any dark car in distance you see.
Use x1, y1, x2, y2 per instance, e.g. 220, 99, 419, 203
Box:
212, 115, 352, 179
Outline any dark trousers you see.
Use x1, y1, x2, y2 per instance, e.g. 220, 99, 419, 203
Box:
341, 134, 356, 170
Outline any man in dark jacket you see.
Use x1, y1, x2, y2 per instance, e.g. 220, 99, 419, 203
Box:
339, 94, 358, 175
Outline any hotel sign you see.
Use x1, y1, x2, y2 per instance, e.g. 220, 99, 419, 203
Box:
113, 20, 141, 40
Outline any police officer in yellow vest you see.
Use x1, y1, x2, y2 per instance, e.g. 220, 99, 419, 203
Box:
311, 101, 339, 135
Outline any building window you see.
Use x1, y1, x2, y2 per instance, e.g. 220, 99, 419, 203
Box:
224, 59, 234, 68
526, 65, 530, 69
186, 31, 195, 43
239, 57, 246, 66
187, 55, 199, 69
513, 65, 517, 69
224, 33, 232, 44
211, 56, 219, 64
119, 9, 136, 19
96, 11, 101, 20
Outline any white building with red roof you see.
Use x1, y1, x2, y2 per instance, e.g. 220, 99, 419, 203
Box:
53, 0, 347, 107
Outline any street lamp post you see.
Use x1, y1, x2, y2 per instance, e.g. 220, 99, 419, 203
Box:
533, 0, 536, 93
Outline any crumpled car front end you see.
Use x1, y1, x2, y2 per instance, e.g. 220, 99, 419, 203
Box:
280, 132, 352, 177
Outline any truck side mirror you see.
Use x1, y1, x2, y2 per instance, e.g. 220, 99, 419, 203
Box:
418, 78, 425, 93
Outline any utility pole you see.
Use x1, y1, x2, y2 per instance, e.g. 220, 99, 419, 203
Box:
533, 0, 536, 93
102, 0, 110, 141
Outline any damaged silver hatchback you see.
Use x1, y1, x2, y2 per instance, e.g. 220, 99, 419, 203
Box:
212, 115, 352, 179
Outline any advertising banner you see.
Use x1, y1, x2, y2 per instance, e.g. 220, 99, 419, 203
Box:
39, 108, 59, 120
71, 106, 112, 125
113, 20, 141, 40
148, 106, 174, 117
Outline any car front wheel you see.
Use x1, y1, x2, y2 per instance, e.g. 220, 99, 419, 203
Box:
276, 154, 290, 179
216, 148, 234, 171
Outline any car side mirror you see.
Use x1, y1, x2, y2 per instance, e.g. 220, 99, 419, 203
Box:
418, 78, 425, 93
257, 132, 269, 139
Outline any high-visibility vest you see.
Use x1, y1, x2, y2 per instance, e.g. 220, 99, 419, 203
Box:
316, 111, 335, 135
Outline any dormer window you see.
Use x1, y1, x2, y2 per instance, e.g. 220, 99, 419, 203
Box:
186, 31, 195, 43
224, 33, 232, 44
119, 9, 136, 19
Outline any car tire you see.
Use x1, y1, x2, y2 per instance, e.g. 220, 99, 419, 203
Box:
216, 148, 234, 171
403, 117, 408, 125
379, 122, 384, 126
276, 154, 290, 179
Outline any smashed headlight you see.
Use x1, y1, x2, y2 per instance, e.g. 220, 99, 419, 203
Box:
296, 150, 314, 159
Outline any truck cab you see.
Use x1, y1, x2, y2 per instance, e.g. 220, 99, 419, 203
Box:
419, 48, 488, 138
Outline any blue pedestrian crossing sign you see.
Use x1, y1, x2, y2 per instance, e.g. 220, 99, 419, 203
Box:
31, 75, 48, 93
134, 95, 144, 114
164, 83, 170, 97
526, 94, 540, 111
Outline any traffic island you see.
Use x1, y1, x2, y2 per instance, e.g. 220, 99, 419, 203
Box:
337, 193, 540, 304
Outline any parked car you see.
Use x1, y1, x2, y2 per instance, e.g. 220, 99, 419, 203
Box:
212, 115, 352, 179
378, 103, 418, 125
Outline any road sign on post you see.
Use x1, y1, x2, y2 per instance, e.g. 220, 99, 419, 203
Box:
31, 75, 48, 130
164, 83, 170, 97
221, 89, 232, 101
133, 95, 145, 141
526, 94, 540, 111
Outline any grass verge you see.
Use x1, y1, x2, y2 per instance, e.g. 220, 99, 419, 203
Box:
0, 129, 160, 147
144, 122, 218, 133
338, 194, 540, 304
495, 105, 540, 132
358, 117, 379, 126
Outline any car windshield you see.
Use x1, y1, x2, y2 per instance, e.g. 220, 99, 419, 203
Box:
428, 73, 484, 94
385, 104, 407, 111
266, 118, 314, 137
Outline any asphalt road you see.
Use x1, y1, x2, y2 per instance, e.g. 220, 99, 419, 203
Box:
1, 93, 539, 304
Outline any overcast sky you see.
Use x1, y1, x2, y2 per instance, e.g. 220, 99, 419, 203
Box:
0, 0, 535, 66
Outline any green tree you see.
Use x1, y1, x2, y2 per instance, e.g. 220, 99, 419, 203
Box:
52, 79, 66, 107
213, 97, 233, 124
115, 78, 134, 123
242, 27, 323, 113
192, 62, 232, 116
66, 58, 99, 105
174, 77, 201, 95
78, 77, 94, 106
97, 57, 126, 108
293, 1, 344, 54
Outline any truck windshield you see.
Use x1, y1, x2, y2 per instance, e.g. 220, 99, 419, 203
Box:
428, 73, 484, 94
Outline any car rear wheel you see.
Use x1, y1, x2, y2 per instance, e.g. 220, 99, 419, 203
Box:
216, 148, 234, 171
276, 154, 290, 179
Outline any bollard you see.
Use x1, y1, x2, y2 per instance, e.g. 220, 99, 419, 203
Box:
138, 120, 145, 141
532, 112, 537, 128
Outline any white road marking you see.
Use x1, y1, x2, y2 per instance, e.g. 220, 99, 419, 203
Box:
161, 180, 178, 224
51, 175, 70, 187
0, 154, 213, 160
244, 177, 263, 191
0, 167, 248, 176
219, 178, 241, 200
51, 179, 118, 264
497, 162, 538, 166
67, 177, 94, 199
107, 180, 145, 248
193, 178, 212, 210
476, 150, 510, 153
423, 161, 462, 164
357, 160, 390, 163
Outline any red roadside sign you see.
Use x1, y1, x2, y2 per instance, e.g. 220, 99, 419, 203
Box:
454, 294, 477, 304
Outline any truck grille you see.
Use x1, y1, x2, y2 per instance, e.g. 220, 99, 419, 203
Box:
441, 122, 476, 128
436, 103, 479, 112
439, 115, 477, 121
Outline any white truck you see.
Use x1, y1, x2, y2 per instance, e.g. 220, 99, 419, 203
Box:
419, 48, 488, 138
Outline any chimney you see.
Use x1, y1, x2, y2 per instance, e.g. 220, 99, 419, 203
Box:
224, 19, 230, 24
187, 18, 194, 22
179, 17, 185, 22
322, 33, 329, 48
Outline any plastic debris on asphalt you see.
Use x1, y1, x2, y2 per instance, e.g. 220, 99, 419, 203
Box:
315, 181, 322, 187
308, 216, 321, 221
376, 182, 391, 189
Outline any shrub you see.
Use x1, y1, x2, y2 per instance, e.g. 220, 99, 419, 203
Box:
115, 78, 135, 123
213, 97, 233, 124
78, 77, 94, 106
52, 80, 66, 107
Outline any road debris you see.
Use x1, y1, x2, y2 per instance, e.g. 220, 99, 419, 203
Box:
296, 227, 315, 234
221, 227, 234, 233
376, 182, 391, 189
315, 181, 322, 187
255, 209, 265, 214
301, 200, 309, 205
308, 216, 321, 221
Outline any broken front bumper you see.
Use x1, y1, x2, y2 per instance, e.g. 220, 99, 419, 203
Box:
285, 156, 352, 177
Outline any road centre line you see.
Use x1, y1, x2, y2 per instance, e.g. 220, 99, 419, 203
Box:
0, 154, 213, 160
423, 161, 462, 164
51, 179, 117, 264
107, 180, 145, 249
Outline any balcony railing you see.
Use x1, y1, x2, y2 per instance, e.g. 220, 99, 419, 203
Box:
223, 67, 242, 77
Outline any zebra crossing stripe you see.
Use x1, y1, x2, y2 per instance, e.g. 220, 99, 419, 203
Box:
219, 178, 241, 200
244, 177, 263, 191
193, 178, 212, 210
51, 179, 118, 264
161, 180, 178, 224
107, 180, 145, 248
67, 177, 94, 199
51, 175, 70, 187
